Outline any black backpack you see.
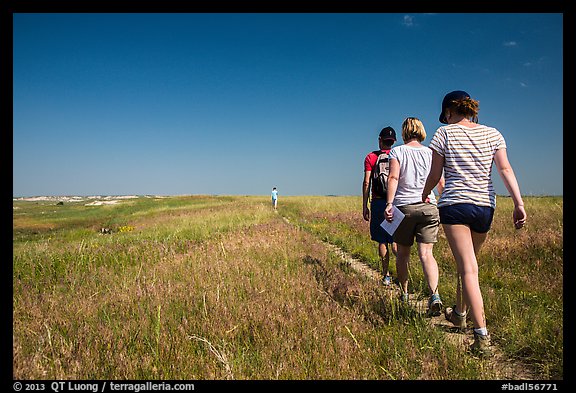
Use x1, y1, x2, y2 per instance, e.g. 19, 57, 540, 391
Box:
371, 150, 390, 198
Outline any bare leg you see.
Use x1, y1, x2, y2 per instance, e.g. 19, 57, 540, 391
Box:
395, 244, 411, 294
391, 242, 398, 258
417, 242, 439, 295
378, 243, 390, 278
443, 224, 488, 329
471, 230, 487, 254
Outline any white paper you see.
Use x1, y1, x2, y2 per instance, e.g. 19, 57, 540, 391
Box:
380, 205, 405, 236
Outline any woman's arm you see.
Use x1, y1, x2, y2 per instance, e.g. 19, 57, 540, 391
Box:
494, 148, 526, 229
436, 174, 445, 197
422, 150, 444, 202
384, 158, 400, 221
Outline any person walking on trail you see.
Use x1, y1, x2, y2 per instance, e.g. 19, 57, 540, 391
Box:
384, 117, 445, 315
363, 126, 398, 286
271, 187, 278, 210
421, 90, 527, 356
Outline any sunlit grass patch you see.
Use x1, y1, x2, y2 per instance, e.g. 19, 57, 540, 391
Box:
13, 195, 562, 379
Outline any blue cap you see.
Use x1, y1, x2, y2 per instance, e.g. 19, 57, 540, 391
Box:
439, 90, 470, 124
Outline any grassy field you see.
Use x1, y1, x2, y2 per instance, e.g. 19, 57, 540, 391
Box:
12, 195, 563, 380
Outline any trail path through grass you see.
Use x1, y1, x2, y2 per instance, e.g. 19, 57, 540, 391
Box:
280, 212, 537, 380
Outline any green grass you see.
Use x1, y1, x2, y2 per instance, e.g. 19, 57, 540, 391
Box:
13, 195, 563, 379
280, 195, 563, 379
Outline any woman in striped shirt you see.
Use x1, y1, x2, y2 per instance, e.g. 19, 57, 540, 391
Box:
421, 90, 527, 356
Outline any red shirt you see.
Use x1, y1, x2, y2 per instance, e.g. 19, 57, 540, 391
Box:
364, 149, 391, 196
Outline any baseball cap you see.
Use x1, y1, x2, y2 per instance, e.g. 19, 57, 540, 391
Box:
379, 126, 396, 141
439, 90, 470, 124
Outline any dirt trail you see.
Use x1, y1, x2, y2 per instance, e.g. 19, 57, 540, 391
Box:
281, 214, 537, 380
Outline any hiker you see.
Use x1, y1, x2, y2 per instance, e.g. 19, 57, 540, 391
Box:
384, 117, 445, 314
363, 126, 398, 285
271, 187, 278, 210
421, 90, 527, 356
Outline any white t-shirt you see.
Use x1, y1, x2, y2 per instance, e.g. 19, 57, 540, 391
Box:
389, 144, 437, 206
428, 123, 506, 209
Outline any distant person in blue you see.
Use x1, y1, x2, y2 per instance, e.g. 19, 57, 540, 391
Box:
271, 187, 278, 210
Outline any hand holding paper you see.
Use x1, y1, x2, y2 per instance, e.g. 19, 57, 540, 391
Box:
380, 205, 405, 236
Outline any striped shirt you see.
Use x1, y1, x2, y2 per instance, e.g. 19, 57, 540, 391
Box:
429, 123, 506, 209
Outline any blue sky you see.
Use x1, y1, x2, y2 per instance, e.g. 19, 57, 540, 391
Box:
13, 13, 563, 197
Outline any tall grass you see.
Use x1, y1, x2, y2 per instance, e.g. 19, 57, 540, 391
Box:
280, 195, 563, 379
13, 195, 562, 379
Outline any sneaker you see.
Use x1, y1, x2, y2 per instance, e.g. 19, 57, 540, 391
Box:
444, 305, 467, 330
427, 293, 443, 316
382, 275, 392, 286
470, 331, 492, 357
400, 292, 409, 302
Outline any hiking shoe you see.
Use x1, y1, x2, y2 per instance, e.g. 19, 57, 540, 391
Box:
382, 275, 392, 286
427, 293, 443, 316
470, 332, 492, 357
444, 305, 467, 330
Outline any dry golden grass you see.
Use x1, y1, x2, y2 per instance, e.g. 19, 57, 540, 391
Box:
13, 219, 389, 379
13, 195, 562, 380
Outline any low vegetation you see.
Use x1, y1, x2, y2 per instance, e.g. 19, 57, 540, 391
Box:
13, 195, 563, 379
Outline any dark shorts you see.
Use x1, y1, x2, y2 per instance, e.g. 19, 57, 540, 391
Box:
370, 198, 394, 244
394, 202, 440, 246
439, 203, 495, 233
